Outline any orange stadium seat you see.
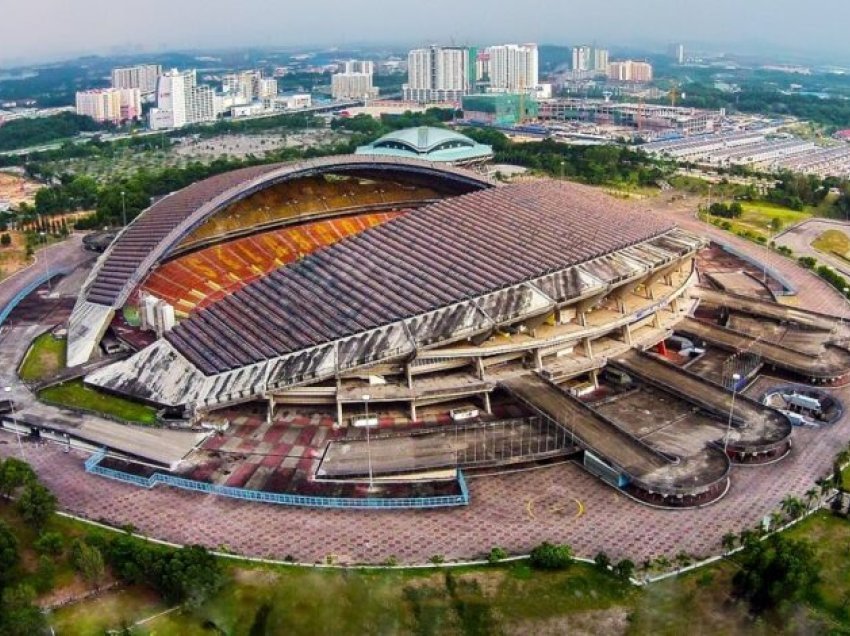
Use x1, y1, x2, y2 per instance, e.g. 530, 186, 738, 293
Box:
140, 210, 405, 317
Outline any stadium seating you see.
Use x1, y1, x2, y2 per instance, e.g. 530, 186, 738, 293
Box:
178, 175, 440, 248
141, 211, 403, 316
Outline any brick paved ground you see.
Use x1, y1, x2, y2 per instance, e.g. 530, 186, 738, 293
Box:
2, 205, 849, 566
3, 386, 848, 565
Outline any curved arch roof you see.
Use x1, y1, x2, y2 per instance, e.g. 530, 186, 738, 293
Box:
374, 127, 475, 152
67, 156, 493, 365
356, 127, 493, 163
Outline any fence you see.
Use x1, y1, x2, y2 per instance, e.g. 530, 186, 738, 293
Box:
84, 448, 470, 510
0, 269, 68, 328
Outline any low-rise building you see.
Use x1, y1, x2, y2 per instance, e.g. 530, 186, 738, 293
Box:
75, 88, 141, 123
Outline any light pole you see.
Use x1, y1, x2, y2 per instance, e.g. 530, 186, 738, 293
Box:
120, 190, 127, 227
3, 386, 26, 460
39, 231, 51, 293
361, 394, 375, 491
723, 373, 741, 456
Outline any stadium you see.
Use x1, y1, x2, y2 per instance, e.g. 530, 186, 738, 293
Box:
42, 151, 849, 510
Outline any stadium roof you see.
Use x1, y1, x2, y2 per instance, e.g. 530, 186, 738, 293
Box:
67, 155, 493, 366
356, 126, 493, 164
87, 180, 702, 408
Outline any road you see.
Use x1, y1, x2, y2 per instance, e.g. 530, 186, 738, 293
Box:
0, 233, 94, 320
774, 218, 850, 280
661, 194, 850, 316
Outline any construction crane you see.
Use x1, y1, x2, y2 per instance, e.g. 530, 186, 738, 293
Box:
668, 81, 681, 107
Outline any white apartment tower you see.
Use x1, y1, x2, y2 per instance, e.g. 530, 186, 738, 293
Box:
572, 45, 592, 72
111, 64, 162, 96
149, 69, 216, 130
403, 46, 474, 103
332, 60, 378, 100
487, 44, 539, 92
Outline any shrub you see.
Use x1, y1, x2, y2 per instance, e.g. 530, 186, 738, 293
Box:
613, 559, 635, 582
487, 547, 508, 564
34, 531, 64, 556
529, 542, 573, 570
593, 551, 611, 570
798, 256, 817, 269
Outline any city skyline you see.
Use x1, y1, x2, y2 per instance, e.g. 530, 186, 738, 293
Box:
2, 0, 850, 67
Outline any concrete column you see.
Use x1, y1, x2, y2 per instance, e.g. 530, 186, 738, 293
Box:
652, 311, 662, 329
584, 338, 594, 359
336, 399, 344, 428
533, 348, 543, 371
482, 391, 492, 414
475, 357, 486, 381
405, 362, 414, 389
579, 311, 588, 327
266, 395, 275, 425
409, 400, 417, 423
623, 324, 633, 345
590, 369, 600, 389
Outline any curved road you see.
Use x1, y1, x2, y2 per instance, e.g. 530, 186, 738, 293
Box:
775, 218, 850, 281
0, 233, 94, 317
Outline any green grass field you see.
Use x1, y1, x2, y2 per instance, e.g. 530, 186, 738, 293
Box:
812, 229, 850, 262
18, 333, 66, 382
38, 379, 157, 425
707, 201, 813, 242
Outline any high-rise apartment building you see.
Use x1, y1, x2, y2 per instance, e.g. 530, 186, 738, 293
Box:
572, 45, 592, 72
572, 45, 608, 73
149, 69, 216, 130
669, 43, 685, 64
75, 88, 141, 123
222, 70, 263, 102
607, 60, 654, 82
403, 46, 476, 103
332, 60, 378, 100
111, 64, 162, 96
486, 44, 538, 92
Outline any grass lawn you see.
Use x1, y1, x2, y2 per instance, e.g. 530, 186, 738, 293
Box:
38, 379, 158, 425
706, 201, 813, 242
18, 332, 66, 382
812, 228, 850, 261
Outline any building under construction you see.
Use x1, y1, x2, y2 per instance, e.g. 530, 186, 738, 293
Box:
538, 98, 725, 136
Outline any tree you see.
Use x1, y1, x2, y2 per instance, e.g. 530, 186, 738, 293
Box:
0, 584, 47, 636
769, 217, 784, 234
34, 531, 63, 556
593, 551, 611, 570
0, 521, 20, 588
529, 542, 573, 570
721, 532, 737, 553
0, 458, 35, 500
70, 539, 106, 589
158, 545, 227, 608
0, 233, 10, 247
16, 482, 56, 531
731, 534, 819, 614
780, 496, 806, 520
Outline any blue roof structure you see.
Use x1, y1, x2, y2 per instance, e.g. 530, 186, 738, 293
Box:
356, 126, 493, 165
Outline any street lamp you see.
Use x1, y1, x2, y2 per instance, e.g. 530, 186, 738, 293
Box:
39, 231, 51, 293
120, 191, 127, 227
723, 373, 741, 456
3, 387, 26, 460
356, 393, 376, 491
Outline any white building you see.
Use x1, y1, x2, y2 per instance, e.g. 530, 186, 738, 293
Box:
111, 64, 162, 96
403, 46, 474, 103
486, 44, 539, 93
75, 88, 141, 123
149, 69, 216, 130
572, 46, 608, 73
572, 45, 592, 72
343, 60, 374, 75
259, 78, 278, 99
332, 72, 377, 100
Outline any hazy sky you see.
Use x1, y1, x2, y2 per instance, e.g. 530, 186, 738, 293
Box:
2, 0, 850, 66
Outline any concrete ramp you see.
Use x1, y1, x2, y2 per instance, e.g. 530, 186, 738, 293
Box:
679, 316, 850, 379
501, 375, 670, 476
612, 350, 792, 456
693, 287, 837, 331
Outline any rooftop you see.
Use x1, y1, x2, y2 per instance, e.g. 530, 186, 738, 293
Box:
356, 126, 493, 164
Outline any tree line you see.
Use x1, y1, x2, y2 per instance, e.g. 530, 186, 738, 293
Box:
0, 112, 109, 152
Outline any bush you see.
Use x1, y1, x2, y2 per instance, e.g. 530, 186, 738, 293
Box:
0, 233, 10, 247
613, 559, 635, 581
593, 551, 611, 570
487, 547, 508, 564
529, 542, 573, 570
798, 256, 817, 269
34, 531, 63, 556
16, 482, 56, 531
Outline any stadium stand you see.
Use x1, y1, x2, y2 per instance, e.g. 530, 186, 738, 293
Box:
177, 175, 441, 249
141, 211, 403, 315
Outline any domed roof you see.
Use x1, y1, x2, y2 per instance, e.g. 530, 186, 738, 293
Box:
356, 126, 492, 165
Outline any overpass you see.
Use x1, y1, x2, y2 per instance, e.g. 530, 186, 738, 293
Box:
693, 287, 838, 331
